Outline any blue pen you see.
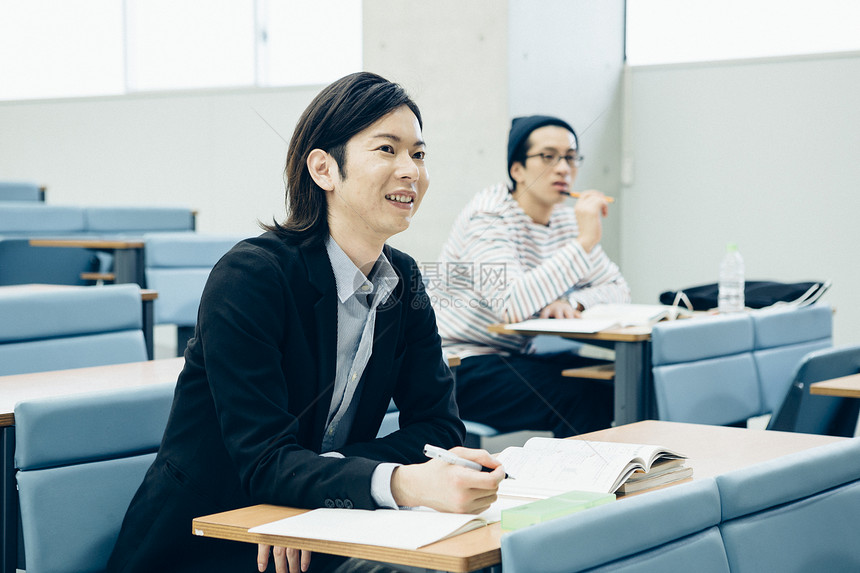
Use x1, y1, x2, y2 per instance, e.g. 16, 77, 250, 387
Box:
423, 444, 513, 479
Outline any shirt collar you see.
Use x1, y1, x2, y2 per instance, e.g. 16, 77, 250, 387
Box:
325, 236, 399, 305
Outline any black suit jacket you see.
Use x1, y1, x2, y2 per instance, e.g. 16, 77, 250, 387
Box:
108, 231, 465, 573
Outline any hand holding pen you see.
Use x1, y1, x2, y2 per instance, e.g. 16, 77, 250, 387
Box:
424, 444, 513, 479
390, 445, 505, 513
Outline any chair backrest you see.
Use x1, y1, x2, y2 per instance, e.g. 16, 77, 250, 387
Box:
84, 206, 195, 234
767, 344, 860, 436
143, 233, 245, 326
0, 181, 43, 202
0, 203, 86, 235
14, 382, 175, 573
717, 438, 860, 572
751, 304, 832, 414
0, 284, 148, 375
651, 314, 759, 425
501, 478, 729, 573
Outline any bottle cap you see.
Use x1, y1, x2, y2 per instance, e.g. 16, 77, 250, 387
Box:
726, 242, 738, 252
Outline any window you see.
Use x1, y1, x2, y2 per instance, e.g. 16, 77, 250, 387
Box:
126, 0, 256, 91
263, 0, 361, 87
626, 0, 860, 66
0, 0, 125, 100
0, 0, 362, 101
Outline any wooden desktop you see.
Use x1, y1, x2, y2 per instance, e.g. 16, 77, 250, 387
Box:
810, 373, 860, 398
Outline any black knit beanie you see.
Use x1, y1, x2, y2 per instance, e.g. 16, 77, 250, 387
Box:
507, 115, 578, 176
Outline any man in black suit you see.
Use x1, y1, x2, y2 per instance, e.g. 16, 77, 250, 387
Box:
107, 72, 504, 573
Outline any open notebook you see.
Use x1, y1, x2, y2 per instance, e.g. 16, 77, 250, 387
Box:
248, 506, 495, 550
579, 303, 692, 327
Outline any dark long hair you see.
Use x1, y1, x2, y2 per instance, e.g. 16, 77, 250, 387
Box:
263, 72, 422, 245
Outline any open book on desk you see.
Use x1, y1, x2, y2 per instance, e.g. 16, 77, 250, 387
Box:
496, 437, 689, 498
502, 303, 692, 334
580, 303, 692, 327
615, 458, 694, 494
504, 317, 622, 334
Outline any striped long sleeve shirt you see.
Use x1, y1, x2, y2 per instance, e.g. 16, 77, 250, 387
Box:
429, 183, 630, 358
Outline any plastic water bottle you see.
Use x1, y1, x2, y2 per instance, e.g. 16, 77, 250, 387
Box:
718, 243, 745, 313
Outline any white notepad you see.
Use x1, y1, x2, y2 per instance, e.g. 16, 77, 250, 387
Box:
504, 318, 620, 334
248, 507, 495, 550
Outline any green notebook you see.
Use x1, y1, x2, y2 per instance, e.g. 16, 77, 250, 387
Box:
501, 490, 616, 531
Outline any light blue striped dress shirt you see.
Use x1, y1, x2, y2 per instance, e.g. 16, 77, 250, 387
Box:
321, 237, 401, 507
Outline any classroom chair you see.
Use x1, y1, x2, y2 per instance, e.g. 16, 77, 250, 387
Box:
0, 181, 44, 202
750, 304, 832, 415
0, 284, 148, 375
767, 344, 860, 436
0, 202, 96, 285
717, 438, 860, 571
143, 232, 246, 355
83, 206, 198, 283
84, 205, 196, 234
501, 478, 729, 573
0, 203, 85, 234
651, 305, 834, 427
651, 314, 760, 426
14, 382, 175, 572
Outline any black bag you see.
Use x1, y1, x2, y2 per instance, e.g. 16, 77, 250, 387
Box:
659, 280, 830, 311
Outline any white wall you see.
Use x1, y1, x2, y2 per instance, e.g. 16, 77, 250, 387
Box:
363, 0, 509, 265
621, 52, 860, 344
0, 86, 322, 237
508, 0, 626, 260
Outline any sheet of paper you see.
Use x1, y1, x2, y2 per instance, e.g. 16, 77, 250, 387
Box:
248, 508, 486, 550
505, 318, 619, 334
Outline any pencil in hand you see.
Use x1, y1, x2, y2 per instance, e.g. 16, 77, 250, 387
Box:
561, 191, 615, 203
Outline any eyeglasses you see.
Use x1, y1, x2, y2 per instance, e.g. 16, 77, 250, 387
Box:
525, 152, 584, 168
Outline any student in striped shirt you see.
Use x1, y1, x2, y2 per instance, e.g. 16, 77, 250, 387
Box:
430, 115, 630, 438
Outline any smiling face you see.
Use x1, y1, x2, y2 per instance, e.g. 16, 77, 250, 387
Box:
509, 125, 578, 220
317, 105, 428, 258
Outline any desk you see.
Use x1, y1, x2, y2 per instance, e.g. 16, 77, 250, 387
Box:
0, 283, 159, 360
191, 420, 843, 573
488, 323, 653, 425
0, 358, 183, 573
810, 373, 860, 398
29, 238, 146, 287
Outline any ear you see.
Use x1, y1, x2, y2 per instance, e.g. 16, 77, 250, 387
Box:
307, 149, 337, 191
509, 161, 526, 185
